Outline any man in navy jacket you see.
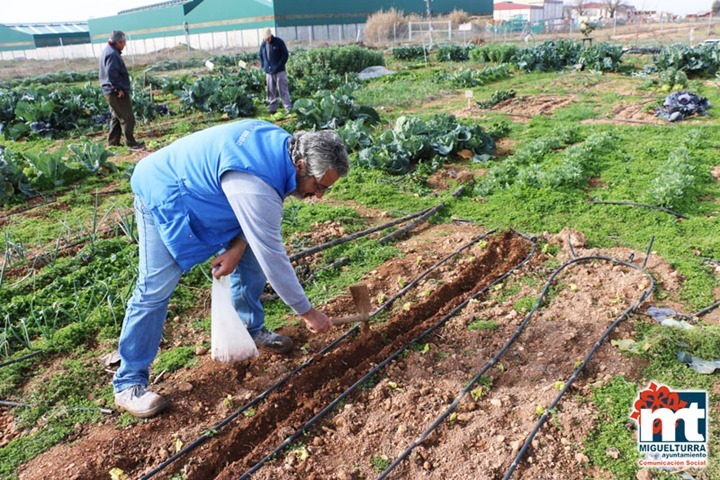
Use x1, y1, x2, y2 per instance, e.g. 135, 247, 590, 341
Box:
98, 30, 144, 149
259, 28, 292, 114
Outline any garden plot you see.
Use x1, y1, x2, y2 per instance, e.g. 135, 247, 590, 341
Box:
483, 95, 577, 123
14, 226, 690, 480
3, 40, 720, 480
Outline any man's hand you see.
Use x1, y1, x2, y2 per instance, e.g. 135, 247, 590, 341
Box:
211, 237, 247, 277
300, 308, 332, 334
116, 90, 125, 99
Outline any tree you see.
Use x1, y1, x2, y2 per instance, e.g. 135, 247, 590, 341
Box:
713, 0, 720, 15
573, 0, 589, 17
603, 0, 629, 18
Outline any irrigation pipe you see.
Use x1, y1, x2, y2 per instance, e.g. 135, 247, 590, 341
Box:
694, 300, 720, 317
0, 350, 43, 368
5, 221, 127, 274
301, 190, 461, 285
378, 186, 465, 245
239, 232, 536, 480
289, 186, 464, 262
288, 206, 434, 262
589, 200, 687, 219
0, 399, 113, 414
0, 189, 125, 220
302, 256, 350, 285
267, 200, 450, 300
642, 235, 655, 269
502, 254, 655, 480
377, 242, 655, 480
139, 230, 494, 480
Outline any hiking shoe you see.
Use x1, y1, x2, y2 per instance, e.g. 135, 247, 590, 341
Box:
127, 141, 146, 150
115, 385, 167, 418
252, 328, 293, 354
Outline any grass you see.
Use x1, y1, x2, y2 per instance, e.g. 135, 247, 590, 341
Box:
154, 346, 198, 374
1, 45, 719, 478
467, 318, 499, 331
585, 376, 642, 479
0, 357, 108, 478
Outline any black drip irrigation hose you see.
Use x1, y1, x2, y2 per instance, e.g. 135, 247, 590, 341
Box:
567, 234, 577, 259
589, 200, 687, 219
0, 399, 113, 414
376, 245, 654, 480
288, 206, 434, 262
238, 232, 535, 480
0, 199, 56, 220
378, 186, 464, 245
502, 254, 655, 480
0, 189, 126, 220
694, 300, 720, 317
0, 350, 43, 368
289, 186, 463, 263
642, 236, 655, 269
139, 230, 494, 480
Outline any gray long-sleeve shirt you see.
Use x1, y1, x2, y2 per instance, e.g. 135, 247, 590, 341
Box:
221, 170, 311, 315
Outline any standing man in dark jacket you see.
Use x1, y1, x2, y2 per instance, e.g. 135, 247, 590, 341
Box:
259, 28, 292, 114
99, 31, 144, 149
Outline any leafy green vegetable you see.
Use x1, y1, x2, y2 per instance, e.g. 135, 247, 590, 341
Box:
293, 84, 379, 130
357, 114, 494, 174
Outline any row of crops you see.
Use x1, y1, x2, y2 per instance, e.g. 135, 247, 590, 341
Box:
2, 41, 718, 140
1, 34, 719, 480
1, 41, 719, 206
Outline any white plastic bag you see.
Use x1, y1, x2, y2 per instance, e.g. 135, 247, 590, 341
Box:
211, 275, 259, 362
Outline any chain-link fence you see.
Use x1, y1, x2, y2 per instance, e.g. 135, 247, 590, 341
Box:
2, 16, 719, 74
374, 17, 720, 47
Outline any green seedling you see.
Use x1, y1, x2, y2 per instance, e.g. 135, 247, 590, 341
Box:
370, 455, 391, 472
468, 318, 499, 331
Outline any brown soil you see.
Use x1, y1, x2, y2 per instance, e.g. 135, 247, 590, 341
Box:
16, 221, 692, 480
458, 95, 577, 123
583, 101, 665, 126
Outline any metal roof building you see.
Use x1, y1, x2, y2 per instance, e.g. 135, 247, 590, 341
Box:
88, 0, 494, 54
1, 1, 494, 59
0, 21, 90, 52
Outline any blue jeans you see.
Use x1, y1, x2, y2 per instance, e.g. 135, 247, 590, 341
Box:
229, 247, 267, 338
113, 197, 267, 393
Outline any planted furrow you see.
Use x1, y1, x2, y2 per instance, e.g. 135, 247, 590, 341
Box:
181, 232, 530, 479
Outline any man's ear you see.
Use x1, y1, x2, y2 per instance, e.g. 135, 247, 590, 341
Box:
295, 158, 307, 176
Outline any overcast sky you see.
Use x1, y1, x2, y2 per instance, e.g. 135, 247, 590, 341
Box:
0, 0, 715, 24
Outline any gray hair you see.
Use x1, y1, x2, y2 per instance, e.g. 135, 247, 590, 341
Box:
288, 130, 349, 178
110, 30, 126, 43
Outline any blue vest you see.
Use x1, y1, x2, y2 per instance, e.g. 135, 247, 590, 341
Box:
131, 120, 297, 272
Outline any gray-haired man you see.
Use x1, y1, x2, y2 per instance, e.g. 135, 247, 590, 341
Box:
113, 119, 349, 418
99, 30, 144, 149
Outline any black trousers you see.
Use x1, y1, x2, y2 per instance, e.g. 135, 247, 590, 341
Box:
105, 92, 138, 146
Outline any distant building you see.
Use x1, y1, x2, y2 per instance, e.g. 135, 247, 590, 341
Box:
89, 0, 494, 55
0, 0, 495, 60
686, 11, 712, 19
492, 0, 564, 23
0, 21, 92, 59
567, 2, 632, 22
493, 2, 545, 23
522, 0, 564, 20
